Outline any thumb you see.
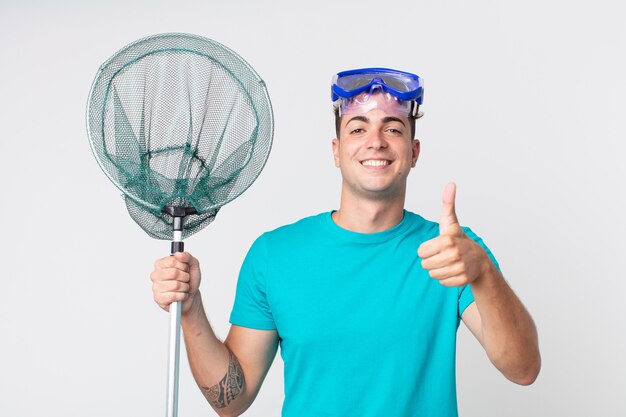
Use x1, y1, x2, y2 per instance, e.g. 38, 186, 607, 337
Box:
439, 182, 461, 235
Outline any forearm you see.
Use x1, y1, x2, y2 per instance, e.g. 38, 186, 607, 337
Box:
470, 261, 541, 385
181, 293, 253, 416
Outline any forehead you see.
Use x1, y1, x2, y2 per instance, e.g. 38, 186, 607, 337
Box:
342, 110, 410, 128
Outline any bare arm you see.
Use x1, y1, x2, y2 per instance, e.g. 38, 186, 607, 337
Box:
418, 183, 540, 385
182, 296, 278, 416
461, 264, 540, 385
151, 253, 278, 417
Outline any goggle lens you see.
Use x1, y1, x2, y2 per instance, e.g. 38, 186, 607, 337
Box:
340, 90, 413, 116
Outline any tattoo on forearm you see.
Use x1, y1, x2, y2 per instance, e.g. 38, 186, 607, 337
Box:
200, 350, 245, 409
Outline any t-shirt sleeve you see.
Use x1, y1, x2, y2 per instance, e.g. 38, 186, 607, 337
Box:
229, 234, 277, 330
457, 226, 501, 318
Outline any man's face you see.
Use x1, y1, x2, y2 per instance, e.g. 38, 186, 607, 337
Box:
332, 96, 420, 201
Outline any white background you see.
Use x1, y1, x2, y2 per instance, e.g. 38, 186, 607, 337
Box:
1, 1, 625, 416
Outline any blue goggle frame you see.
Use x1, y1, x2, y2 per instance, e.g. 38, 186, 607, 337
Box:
331, 67, 424, 105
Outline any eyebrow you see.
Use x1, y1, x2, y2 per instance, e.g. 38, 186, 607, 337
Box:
382, 116, 406, 126
346, 115, 369, 125
345, 115, 406, 126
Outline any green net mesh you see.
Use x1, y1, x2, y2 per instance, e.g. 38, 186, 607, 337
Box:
87, 33, 273, 240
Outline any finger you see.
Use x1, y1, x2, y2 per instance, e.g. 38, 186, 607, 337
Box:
439, 182, 462, 236
437, 276, 468, 287
155, 291, 190, 310
420, 249, 461, 271
174, 251, 192, 263
184, 252, 201, 274
156, 280, 191, 294
174, 252, 201, 273
426, 263, 464, 280
154, 256, 190, 272
150, 268, 190, 283
417, 235, 455, 259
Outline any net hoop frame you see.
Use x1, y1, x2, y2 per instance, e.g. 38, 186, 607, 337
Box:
86, 32, 274, 214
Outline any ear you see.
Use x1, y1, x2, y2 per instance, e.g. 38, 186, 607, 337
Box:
332, 138, 341, 167
411, 139, 420, 167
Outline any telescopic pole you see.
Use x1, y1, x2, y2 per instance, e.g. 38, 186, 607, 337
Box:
163, 206, 197, 417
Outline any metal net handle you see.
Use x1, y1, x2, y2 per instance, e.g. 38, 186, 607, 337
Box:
165, 207, 195, 417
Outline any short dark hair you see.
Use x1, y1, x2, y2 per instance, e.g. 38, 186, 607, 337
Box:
333, 107, 419, 139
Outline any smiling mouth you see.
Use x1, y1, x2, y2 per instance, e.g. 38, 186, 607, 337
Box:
361, 159, 391, 167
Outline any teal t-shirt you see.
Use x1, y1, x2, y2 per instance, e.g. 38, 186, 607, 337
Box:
230, 211, 499, 417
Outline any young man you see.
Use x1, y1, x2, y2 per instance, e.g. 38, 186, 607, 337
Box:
151, 68, 540, 417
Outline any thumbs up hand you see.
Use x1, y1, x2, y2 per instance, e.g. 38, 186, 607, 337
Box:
417, 183, 489, 287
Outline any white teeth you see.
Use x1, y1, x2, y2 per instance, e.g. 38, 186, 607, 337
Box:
362, 160, 389, 167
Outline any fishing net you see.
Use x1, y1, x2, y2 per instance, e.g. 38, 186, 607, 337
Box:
87, 33, 273, 240
86, 33, 274, 417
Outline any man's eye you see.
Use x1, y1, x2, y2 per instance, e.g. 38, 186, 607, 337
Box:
386, 128, 402, 134
350, 128, 365, 134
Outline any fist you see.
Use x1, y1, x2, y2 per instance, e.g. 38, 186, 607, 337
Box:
150, 252, 201, 313
417, 182, 488, 287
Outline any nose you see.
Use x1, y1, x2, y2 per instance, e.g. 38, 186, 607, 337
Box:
366, 129, 388, 150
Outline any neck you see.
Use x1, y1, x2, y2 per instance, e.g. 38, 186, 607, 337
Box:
332, 191, 406, 233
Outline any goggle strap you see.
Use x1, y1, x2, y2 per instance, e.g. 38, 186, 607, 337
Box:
335, 100, 423, 118
410, 101, 425, 118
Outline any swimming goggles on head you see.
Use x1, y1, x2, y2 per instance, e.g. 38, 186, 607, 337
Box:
331, 67, 424, 117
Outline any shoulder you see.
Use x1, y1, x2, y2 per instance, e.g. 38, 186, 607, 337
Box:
404, 210, 481, 241
403, 210, 439, 238
267, 212, 328, 235
252, 212, 329, 249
